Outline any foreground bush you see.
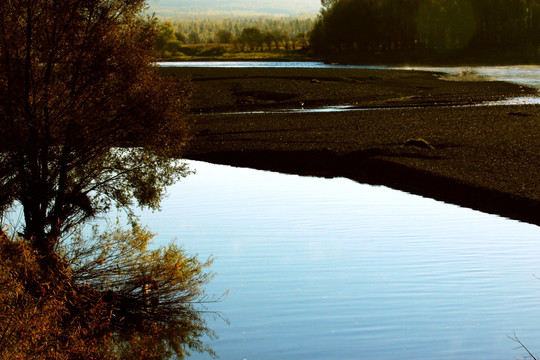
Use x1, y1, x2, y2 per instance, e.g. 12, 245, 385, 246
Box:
0, 222, 218, 360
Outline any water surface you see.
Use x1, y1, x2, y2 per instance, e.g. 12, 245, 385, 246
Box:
136, 161, 540, 360
154, 62, 540, 358
158, 61, 390, 69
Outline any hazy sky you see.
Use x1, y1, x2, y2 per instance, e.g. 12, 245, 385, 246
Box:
148, 0, 322, 16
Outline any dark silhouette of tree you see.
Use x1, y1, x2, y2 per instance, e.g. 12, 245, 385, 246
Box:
309, 0, 540, 63
0, 0, 192, 268
175, 31, 187, 43
216, 29, 234, 43
239, 27, 264, 50
416, 0, 477, 51
188, 30, 201, 44
292, 32, 308, 49
263, 31, 276, 50
272, 29, 290, 50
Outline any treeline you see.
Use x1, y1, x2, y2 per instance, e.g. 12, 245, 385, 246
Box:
174, 17, 313, 42
310, 0, 540, 63
157, 17, 313, 56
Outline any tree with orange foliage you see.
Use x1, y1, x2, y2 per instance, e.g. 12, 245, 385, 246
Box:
0, 0, 192, 268
0, 1, 223, 358
0, 223, 219, 359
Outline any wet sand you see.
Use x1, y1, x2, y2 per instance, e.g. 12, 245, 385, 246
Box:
163, 67, 540, 226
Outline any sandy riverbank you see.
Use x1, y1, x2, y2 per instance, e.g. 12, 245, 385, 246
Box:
162, 67, 540, 226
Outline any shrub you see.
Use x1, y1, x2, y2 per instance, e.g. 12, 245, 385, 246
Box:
198, 47, 227, 57
0, 221, 220, 360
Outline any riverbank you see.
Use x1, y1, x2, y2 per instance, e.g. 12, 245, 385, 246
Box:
158, 51, 314, 63
169, 67, 540, 226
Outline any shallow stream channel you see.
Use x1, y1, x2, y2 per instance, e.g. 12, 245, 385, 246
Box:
160, 62, 540, 112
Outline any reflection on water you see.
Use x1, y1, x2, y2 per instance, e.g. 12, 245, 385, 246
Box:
135, 161, 540, 360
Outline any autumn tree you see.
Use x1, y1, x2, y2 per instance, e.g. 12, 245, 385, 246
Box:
0, 2, 225, 357
0, 0, 192, 268
215, 29, 234, 44
262, 31, 275, 50
0, 223, 219, 359
156, 21, 177, 54
188, 31, 201, 44
238, 27, 263, 50
292, 32, 308, 49
271, 29, 290, 50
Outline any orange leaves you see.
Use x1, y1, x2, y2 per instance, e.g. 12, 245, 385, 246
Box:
0, 0, 193, 254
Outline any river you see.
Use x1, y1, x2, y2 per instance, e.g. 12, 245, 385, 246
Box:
134, 159, 540, 360
152, 63, 540, 359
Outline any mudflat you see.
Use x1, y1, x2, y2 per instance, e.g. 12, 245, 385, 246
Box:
163, 67, 540, 226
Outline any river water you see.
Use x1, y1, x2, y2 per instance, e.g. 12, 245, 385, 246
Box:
134, 160, 540, 360
154, 63, 540, 359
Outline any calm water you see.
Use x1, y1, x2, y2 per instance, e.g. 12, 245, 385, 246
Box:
136, 160, 540, 360
158, 61, 390, 69
159, 63, 540, 358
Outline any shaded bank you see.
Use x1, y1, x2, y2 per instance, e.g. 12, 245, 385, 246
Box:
188, 148, 540, 227
170, 67, 540, 226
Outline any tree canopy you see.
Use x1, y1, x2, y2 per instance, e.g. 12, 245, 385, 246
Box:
0, 0, 192, 263
0, 1, 222, 358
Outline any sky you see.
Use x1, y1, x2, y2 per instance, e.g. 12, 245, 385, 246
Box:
147, 0, 322, 17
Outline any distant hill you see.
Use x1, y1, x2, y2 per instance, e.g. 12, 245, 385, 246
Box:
147, 0, 321, 17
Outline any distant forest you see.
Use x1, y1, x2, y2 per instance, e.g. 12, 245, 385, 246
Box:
310, 0, 540, 64
155, 17, 314, 57
169, 17, 313, 44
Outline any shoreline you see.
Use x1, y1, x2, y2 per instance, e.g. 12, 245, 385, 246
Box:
157, 54, 540, 67
170, 67, 540, 226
